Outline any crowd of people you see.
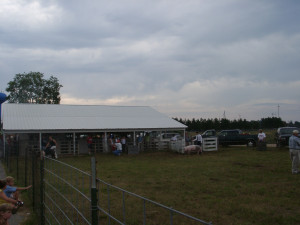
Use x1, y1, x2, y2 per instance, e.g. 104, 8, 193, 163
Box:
107, 135, 127, 156
0, 176, 31, 225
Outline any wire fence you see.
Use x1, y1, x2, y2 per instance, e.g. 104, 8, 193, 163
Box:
96, 178, 213, 225
43, 158, 93, 224
0, 143, 42, 213
1, 142, 212, 225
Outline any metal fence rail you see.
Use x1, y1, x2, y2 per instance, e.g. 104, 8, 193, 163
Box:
97, 178, 212, 225
43, 157, 93, 225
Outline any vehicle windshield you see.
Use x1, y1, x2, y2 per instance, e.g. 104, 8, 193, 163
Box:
280, 128, 300, 135
160, 133, 181, 139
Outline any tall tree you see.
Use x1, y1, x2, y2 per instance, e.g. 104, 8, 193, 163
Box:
6, 72, 63, 104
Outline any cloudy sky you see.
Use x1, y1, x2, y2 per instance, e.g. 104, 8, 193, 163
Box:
1, 0, 300, 122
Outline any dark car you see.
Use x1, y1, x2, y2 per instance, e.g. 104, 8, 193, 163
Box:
275, 127, 300, 147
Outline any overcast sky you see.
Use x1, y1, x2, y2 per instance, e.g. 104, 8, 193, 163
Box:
1, 0, 300, 122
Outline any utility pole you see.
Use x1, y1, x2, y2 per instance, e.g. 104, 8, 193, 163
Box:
278, 104, 280, 118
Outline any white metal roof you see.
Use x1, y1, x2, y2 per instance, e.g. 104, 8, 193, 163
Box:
2, 103, 186, 133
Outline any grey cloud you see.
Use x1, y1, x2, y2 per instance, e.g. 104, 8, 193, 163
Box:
1, 0, 300, 121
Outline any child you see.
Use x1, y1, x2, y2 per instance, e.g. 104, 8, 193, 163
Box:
4, 177, 32, 201
0, 180, 22, 215
0, 203, 14, 225
0, 180, 18, 206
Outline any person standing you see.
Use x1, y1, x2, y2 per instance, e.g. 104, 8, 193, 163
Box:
289, 130, 300, 174
193, 132, 202, 146
121, 136, 127, 153
185, 133, 191, 146
87, 135, 93, 155
137, 135, 144, 151
257, 129, 267, 150
258, 129, 266, 142
113, 139, 122, 156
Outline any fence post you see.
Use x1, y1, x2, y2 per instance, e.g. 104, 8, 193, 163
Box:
25, 147, 28, 187
7, 145, 10, 170
32, 150, 35, 210
16, 139, 19, 182
91, 157, 98, 225
40, 157, 45, 225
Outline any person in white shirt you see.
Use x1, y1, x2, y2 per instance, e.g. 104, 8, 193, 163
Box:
258, 129, 266, 142
121, 136, 127, 153
193, 132, 202, 146
289, 130, 300, 174
113, 140, 122, 156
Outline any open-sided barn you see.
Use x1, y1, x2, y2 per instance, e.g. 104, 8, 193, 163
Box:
1, 103, 187, 156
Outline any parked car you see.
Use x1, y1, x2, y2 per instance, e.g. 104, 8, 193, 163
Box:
217, 129, 258, 147
275, 127, 300, 147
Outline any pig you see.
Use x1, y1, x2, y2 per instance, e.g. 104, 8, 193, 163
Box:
184, 145, 202, 155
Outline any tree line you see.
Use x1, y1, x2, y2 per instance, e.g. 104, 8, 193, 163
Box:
173, 117, 300, 131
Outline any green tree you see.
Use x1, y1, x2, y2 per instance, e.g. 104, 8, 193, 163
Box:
6, 72, 63, 104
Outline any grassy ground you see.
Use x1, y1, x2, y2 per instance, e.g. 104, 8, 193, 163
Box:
19, 195, 38, 225
60, 146, 300, 225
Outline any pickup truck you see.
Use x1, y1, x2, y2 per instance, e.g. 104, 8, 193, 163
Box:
217, 129, 258, 147
275, 127, 300, 147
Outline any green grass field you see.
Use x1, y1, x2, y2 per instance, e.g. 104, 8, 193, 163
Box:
59, 145, 300, 225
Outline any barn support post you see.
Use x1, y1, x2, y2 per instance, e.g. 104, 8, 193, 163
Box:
104, 132, 108, 153
133, 131, 136, 146
39, 132, 42, 156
